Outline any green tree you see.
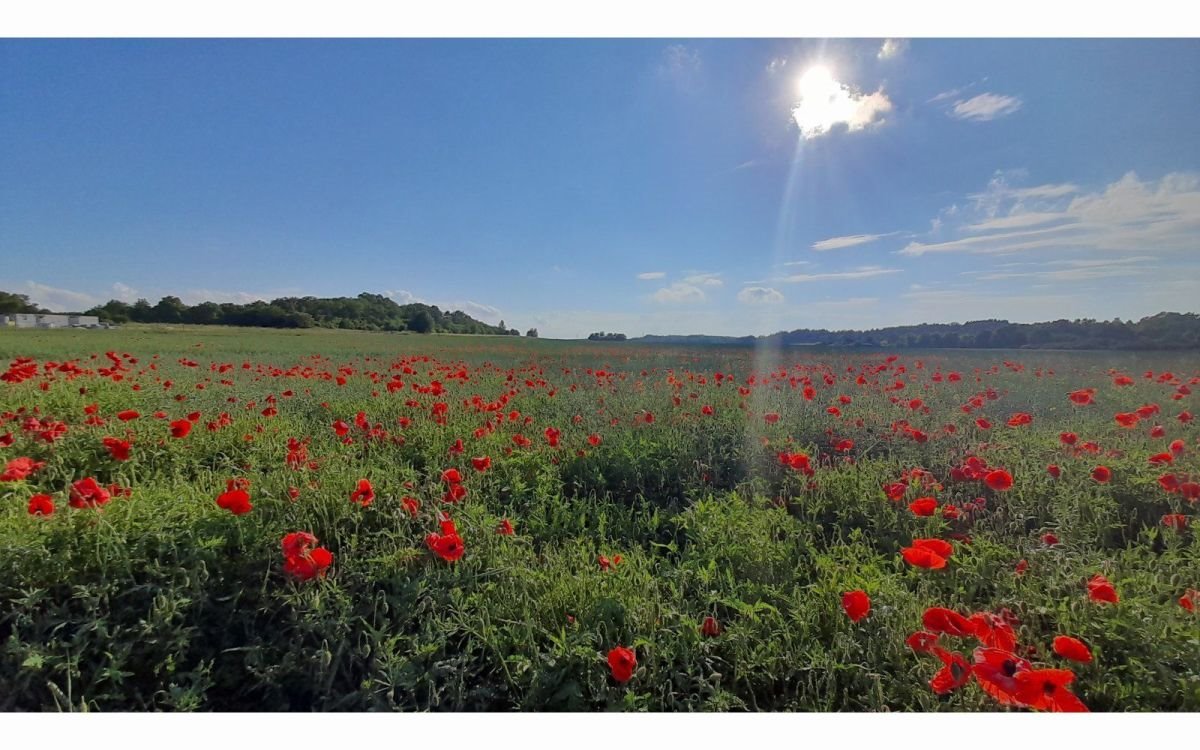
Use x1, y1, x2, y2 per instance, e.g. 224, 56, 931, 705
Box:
0, 291, 41, 314
408, 310, 435, 334
526, 328, 539, 338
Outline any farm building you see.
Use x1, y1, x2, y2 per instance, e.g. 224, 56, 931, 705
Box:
0, 313, 101, 328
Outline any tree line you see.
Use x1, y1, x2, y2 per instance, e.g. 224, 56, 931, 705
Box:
2, 290, 517, 335
634, 313, 1200, 350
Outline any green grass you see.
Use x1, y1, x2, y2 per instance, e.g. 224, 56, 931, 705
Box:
1, 325, 1198, 711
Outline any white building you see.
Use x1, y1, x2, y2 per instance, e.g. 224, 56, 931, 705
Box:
0, 313, 100, 328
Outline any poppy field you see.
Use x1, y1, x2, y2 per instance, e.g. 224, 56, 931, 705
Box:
1, 325, 1199, 712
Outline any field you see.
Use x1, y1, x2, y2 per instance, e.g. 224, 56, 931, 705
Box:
1, 325, 1198, 712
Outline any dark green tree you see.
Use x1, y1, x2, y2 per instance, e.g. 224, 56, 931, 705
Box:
408, 309, 435, 333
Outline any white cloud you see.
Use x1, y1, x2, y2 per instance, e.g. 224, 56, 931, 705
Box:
658, 44, 702, 89
181, 289, 276, 305
651, 282, 707, 304
782, 260, 811, 267
12, 281, 99, 312
111, 282, 139, 303
766, 57, 788, 75
452, 301, 503, 324
682, 272, 723, 288
385, 289, 421, 304
774, 265, 902, 283
812, 232, 896, 251
950, 93, 1022, 121
898, 171, 1200, 257
791, 67, 893, 139
636, 272, 666, 280
878, 39, 909, 60
738, 286, 785, 305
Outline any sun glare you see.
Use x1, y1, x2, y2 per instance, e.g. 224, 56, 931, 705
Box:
791, 64, 891, 139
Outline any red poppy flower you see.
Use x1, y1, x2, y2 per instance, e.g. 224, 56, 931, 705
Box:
496, 518, 514, 535
1091, 466, 1112, 483
1015, 559, 1029, 575
1115, 412, 1140, 428
1041, 531, 1060, 546
349, 478, 375, 507
1, 456, 46, 482
1170, 439, 1186, 455
1046, 464, 1060, 478
471, 455, 491, 472
282, 531, 318, 559
975, 418, 992, 430
1150, 424, 1167, 438
1013, 668, 1089, 712
426, 517, 465, 562
401, 496, 419, 516
908, 497, 938, 516
972, 647, 1032, 707
282, 532, 333, 581
902, 546, 946, 569
102, 436, 133, 461
701, 405, 714, 416
587, 434, 602, 447
841, 590, 870, 622
27, 493, 54, 516
1059, 432, 1078, 446
922, 607, 975, 637
701, 616, 722, 637
763, 412, 780, 424
1007, 412, 1033, 427
332, 420, 351, 436
906, 631, 938, 653
1162, 514, 1189, 530
1052, 636, 1092, 663
607, 645, 637, 683
1068, 389, 1095, 406
1087, 574, 1118, 604
69, 477, 111, 508
169, 419, 192, 438
116, 409, 139, 421
969, 612, 1017, 652
984, 469, 1013, 491
1180, 589, 1198, 613
441, 468, 462, 484
216, 487, 253, 515
929, 647, 973, 695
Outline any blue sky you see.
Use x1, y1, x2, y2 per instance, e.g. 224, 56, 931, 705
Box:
2, 38, 1199, 338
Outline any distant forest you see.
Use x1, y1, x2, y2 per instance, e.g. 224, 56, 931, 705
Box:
5, 288, 1199, 349
0, 290, 518, 335
631, 313, 1200, 350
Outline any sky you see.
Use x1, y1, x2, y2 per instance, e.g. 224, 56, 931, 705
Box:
2, 38, 1199, 338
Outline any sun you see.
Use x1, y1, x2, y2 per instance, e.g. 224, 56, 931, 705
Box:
796, 65, 837, 100
791, 65, 845, 135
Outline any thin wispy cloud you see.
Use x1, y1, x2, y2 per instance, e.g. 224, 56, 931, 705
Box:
950, 93, 1023, 121
657, 44, 702, 90
899, 171, 1200, 257
636, 271, 666, 280
812, 232, 898, 251
927, 78, 987, 104
772, 266, 902, 283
